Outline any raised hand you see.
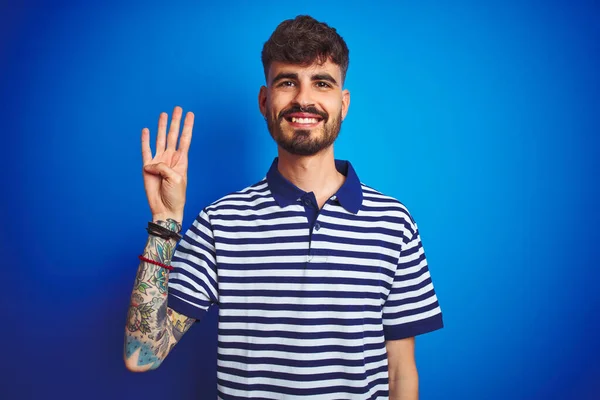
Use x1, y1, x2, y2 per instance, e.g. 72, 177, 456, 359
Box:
141, 106, 194, 223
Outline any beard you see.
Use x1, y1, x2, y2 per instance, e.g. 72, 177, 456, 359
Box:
266, 105, 342, 156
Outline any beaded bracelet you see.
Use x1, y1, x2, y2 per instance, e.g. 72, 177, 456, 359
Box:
138, 255, 173, 271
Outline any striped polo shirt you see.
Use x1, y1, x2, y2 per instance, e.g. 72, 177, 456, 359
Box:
168, 158, 443, 399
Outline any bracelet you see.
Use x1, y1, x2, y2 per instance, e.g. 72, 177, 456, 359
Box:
138, 255, 174, 271
147, 220, 183, 241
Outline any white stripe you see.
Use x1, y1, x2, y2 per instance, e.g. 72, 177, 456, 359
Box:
219, 267, 387, 280
320, 214, 413, 237
396, 258, 427, 276
316, 228, 403, 245
384, 293, 438, 314
211, 215, 306, 227
221, 295, 381, 306
214, 228, 308, 240
210, 204, 302, 217
219, 281, 388, 294
218, 369, 389, 390
384, 306, 442, 325
217, 241, 308, 252
168, 293, 208, 311
218, 335, 384, 349
312, 239, 400, 259
217, 385, 375, 400
219, 322, 383, 335
217, 345, 386, 361
219, 309, 382, 320
393, 269, 431, 288
210, 196, 274, 209
217, 254, 396, 270
172, 250, 217, 286
169, 279, 215, 302
386, 282, 435, 302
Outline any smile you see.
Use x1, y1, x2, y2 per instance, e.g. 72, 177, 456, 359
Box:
291, 117, 319, 124
284, 113, 324, 127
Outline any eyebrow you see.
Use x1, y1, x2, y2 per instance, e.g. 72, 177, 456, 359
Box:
271, 72, 298, 85
312, 73, 338, 86
271, 72, 339, 87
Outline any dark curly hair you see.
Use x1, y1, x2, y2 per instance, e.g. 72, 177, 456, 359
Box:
261, 15, 350, 84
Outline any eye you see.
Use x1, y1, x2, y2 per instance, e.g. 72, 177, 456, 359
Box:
316, 81, 332, 89
277, 80, 295, 88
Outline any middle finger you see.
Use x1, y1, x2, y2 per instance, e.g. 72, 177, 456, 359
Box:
167, 106, 183, 150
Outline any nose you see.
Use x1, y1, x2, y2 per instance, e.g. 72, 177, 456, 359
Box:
292, 82, 314, 107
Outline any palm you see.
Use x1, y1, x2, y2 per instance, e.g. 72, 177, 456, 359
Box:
141, 107, 194, 220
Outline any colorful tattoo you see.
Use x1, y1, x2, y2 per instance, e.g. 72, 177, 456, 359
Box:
126, 294, 154, 335
124, 225, 195, 370
168, 307, 195, 342
151, 267, 168, 294
124, 336, 162, 369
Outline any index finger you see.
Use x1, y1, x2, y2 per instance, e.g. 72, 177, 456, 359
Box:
177, 111, 194, 154
141, 128, 152, 165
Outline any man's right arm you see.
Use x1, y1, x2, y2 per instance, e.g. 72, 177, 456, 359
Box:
124, 224, 195, 372
124, 107, 196, 371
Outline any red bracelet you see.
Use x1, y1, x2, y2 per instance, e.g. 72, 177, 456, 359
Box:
138, 255, 174, 271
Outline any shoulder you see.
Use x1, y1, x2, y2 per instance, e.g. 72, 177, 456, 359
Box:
203, 178, 271, 215
359, 182, 419, 238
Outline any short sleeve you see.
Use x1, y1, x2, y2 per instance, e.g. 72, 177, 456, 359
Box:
167, 209, 219, 321
382, 220, 443, 340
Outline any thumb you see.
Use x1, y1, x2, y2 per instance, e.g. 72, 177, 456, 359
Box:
143, 162, 178, 181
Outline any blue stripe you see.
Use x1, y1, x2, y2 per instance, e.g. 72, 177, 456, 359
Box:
218, 340, 384, 354
318, 221, 412, 239
217, 352, 387, 368
383, 300, 440, 321
219, 302, 380, 313
212, 222, 308, 233
219, 315, 382, 326
218, 363, 388, 382
384, 288, 437, 308
219, 288, 382, 299
216, 377, 388, 396
215, 235, 309, 245
313, 234, 402, 251
219, 262, 394, 279
218, 327, 383, 340
219, 275, 385, 286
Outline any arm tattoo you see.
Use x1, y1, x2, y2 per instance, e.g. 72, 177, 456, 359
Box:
124, 220, 195, 369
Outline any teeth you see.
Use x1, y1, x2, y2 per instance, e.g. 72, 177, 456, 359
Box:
291, 117, 319, 124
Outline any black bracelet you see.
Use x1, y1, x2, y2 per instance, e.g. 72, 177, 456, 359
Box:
147, 220, 182, 241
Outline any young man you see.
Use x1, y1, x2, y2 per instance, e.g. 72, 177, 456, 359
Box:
125, 15, 443, 400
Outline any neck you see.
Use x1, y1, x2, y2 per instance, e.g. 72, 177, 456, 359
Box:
277, 146, 345, 208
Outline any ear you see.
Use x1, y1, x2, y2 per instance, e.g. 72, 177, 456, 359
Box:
341, 89, 350, 121
258, 85, 268, 118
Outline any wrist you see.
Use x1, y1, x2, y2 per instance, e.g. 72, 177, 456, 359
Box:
146, 219, 183, 244
152, 214, 183, 227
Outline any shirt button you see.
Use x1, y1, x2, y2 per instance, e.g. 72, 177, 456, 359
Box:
303, 198, 311, 206
314, 223, 321, 231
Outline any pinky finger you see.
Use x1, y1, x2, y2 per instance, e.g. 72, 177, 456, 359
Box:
141, 128, 153, 165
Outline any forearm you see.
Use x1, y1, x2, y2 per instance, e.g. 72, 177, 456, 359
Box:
124, 221, 189, 371
389, 368, 419, 400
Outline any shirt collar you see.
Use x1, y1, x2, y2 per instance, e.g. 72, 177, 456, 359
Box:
266, 157, 363, 214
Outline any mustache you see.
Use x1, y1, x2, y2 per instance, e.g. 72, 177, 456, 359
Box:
278, 105, 328, 122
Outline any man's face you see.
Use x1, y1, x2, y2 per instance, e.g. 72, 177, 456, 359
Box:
259, 60, 350, 156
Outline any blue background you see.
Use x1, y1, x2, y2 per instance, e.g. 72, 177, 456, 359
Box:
2, 1, 599, 399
